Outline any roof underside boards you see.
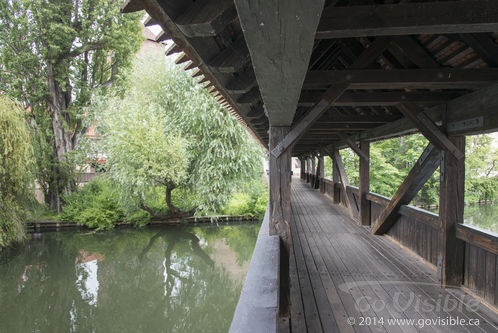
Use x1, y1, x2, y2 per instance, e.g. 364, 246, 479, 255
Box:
122, 0, 498, 155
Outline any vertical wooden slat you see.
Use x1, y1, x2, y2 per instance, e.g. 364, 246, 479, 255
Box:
485, 251, 495, 304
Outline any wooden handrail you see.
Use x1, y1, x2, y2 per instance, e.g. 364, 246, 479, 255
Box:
456, 224, 498, 255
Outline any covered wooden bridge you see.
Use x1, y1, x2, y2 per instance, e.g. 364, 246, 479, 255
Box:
122, 0, 498, 331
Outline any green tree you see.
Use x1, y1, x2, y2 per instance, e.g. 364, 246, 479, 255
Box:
0, 96, 34, 247
465, 134, 498, 203
0, 0, 143, 211
94, 54, 263, 216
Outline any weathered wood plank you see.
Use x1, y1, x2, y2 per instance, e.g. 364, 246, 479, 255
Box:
298, 91, 462, 108
175, 0, 236, 38
316, 1, 498, 39
456, 224, 498, 255
207, 38, 250, 73
234, 0, 325, 126
304, 68, 498, 90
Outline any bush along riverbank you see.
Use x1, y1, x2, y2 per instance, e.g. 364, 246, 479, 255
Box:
29, 177, 268, 231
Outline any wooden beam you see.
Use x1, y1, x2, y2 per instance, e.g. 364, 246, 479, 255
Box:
331, 150, 358, 219
271, 36, 390, 157
304, 68, 498, 90
184, 61, 197, 71
225, 67, 256, 94
338, 133, 369, 162
175, 53, 190, 65
175, 0, 236, 38
192, 70, 203, 79
438, 136, 465, 287
459, 33, 498, 67
456, 224, 498, 256
120, 0, 143, 13
207, 38, 250, 73
372, 144, 442, 235
144, 16, 158, 27
135, 0, 266, 148
245, 104, 264, 118
155, 30, 169, 42
349, 37, 392, 69
271, 83, 349, 158
397, 103, 464, 160
329, 82, 498, 150
359, 141, 370, 226
237, 86, 261, 104
316, 1, 498, 39
235, 0, 325, 126
299, 90, 463, 107
165, 43, 182, 56
269, 126, 292, 315
391, 36, 439, 69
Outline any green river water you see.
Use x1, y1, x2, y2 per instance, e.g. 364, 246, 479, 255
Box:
464, 202, 498, 233
0, 223, 260, 333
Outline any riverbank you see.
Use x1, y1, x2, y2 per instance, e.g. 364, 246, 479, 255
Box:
26, 215, 259, 232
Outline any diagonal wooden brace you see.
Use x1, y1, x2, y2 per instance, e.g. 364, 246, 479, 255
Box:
397, 102, 464, 160
372, 143, 442, 235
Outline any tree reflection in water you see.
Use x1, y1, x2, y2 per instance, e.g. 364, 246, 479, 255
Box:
0, 223, 259, 333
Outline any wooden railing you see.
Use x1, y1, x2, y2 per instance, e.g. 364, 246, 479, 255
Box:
306, 173, 498, 308
456, 224, 497, 306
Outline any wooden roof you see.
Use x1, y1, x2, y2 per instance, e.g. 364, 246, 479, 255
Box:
122, 0, 498, 155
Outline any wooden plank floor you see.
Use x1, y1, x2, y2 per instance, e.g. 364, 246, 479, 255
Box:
289, 177, 498, 333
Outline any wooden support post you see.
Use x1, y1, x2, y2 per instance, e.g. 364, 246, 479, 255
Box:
372, 144, 442, 235
314, 155, 324, 189
311, 155, 316, 186
300, 158, 306, 180
306, 158, 311, 183
359, 141, 371, 226
438, 136, 466, 287
269, 126, 291, 315
332, 155, 340, 204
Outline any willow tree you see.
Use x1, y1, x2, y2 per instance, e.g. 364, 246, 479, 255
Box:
97, 54, 263, 216
0, 96, 34, 248
0, 0, 143, 210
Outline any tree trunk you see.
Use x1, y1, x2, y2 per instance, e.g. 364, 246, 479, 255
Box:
165, 186, 180, 215
46, 63, 75, 212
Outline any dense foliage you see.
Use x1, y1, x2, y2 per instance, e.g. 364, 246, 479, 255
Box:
59, 178, 125, 230
89, 54, 264, 218
0, 96, 34, 247
0, 0, 143, 210
324, 133, 497, 206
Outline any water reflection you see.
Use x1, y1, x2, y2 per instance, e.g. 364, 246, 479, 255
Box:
0, 223, 259, 332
